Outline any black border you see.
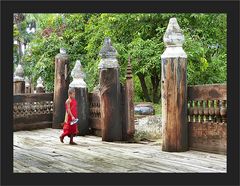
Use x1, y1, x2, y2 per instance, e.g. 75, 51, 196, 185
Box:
1, 1, 239, 186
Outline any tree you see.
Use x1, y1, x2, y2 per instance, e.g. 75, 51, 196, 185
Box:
18, 13, 226, 102
13, 13, 37, 64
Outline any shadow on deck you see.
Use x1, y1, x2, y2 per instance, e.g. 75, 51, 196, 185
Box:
14, 128, 226, 173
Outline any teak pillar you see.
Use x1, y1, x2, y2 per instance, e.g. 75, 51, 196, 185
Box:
36, 77, 45, 93
124, 58, 135, 140
52, 48, 70, 129
13, 64, 25, 94
99, 37, 122, 141
161, 18, 188, 152
25, 76, 31, 93
69, 60, 89, 136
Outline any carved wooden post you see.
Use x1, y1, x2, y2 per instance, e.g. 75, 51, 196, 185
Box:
209, 100, 215, 121
215, 100, 221, 122
124, 58, 135, 140
121, 83, 127, 140
24, 76, 31, 93
220, 100, 227, 122
199, 100, 204, 122
204, 101, 210, 122
52, 48, 70, 129
161, 18, 188, 152
189, 101, 194, 122
69, 60, 89, 135
99, 37, 122, 141
13, 64, 25, 94
36, 77, 45, 93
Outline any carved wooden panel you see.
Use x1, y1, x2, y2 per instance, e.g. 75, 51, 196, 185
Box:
89, 92, 101, 119
187, 84, 227, 154
14, 101, 53, 118
13, 93, 54, 131
88, 92, 102, 131
189, 122, 227, 154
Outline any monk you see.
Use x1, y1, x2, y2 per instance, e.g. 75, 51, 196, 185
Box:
60, 87, 79, 145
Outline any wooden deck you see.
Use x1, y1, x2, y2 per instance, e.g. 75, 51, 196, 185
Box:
14, 128, 226, 173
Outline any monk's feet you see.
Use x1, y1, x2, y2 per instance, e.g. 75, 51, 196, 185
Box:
60, 136, 64, 143
69, 141, 77, 145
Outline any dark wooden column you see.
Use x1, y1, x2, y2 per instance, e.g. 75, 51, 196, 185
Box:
36, 77, 45, 93
99, 37, 122, 141
24, 76, 31, 93
69, 60, 89, 136
123, 58, 135, 140
161, 18, 188, 152
13, 64, 25, 94
52, 48, 70, 129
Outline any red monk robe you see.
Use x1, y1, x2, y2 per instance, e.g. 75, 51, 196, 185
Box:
60, 97, 79, 144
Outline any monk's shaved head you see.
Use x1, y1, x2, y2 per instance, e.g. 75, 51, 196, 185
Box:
68, 87, 75, 95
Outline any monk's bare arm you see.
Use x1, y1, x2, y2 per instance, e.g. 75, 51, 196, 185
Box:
66, 99, 74, 119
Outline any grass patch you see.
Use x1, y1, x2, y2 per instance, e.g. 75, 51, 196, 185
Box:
153, 102, 162, 116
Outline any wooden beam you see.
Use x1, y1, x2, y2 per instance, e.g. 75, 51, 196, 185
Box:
188, 84, 226, 101
14, 93, 53, 103
14, 114, 53, 124
14, 122, 51, 131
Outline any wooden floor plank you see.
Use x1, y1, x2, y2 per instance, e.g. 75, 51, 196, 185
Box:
13, 128, 227, 173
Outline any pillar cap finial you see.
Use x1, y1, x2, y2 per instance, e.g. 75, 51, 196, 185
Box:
69, 60, 87, 88
36, 77, 44, 88
14, 64, 24, 82
161, 18, 187, 58
126, 57, 133, 79
55, 48, 69, 62
163, 17, 185, 47
98, 37, 119, 69
60, 48, 67, 54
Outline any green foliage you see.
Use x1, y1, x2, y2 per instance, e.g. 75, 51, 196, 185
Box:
15, 13, 226, 99
133, 75, 144, 102
180, 14, 227, 84
153, 103, 162, 116
128, 37, 163, 75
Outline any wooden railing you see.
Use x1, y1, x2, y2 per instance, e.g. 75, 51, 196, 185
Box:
13, 93, 53, 131
187, 84, 227, 154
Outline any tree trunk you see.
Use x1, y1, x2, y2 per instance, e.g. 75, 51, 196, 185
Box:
151, 73, 160, 103
16, 20, 23, 61
137, 73, 151, 102
17, 39, 23, 61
